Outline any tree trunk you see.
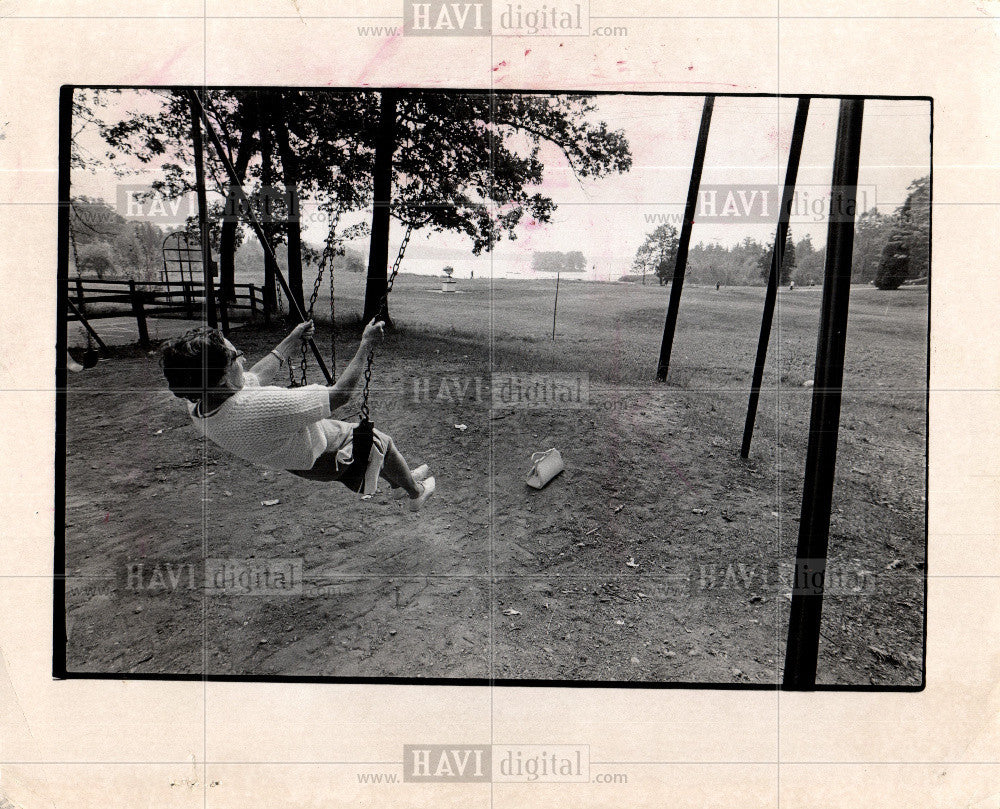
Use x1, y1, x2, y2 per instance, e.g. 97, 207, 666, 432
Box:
283, 184, 304, 325
219, 122, 257, 303
363, 89, 399, 325
258, 107, 278, 320
219, 218, 238, 303
273, 97, 304, 323
188, 95, 218, 330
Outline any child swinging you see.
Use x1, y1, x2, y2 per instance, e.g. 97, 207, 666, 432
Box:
160, 318, 435, 510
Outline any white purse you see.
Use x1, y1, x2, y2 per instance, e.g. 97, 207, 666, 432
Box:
526, 448, 565, 489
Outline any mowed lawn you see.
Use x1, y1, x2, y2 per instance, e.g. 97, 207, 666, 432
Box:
64, 273, 927, 686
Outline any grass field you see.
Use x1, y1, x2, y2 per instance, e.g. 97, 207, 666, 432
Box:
63, 275, 927, 686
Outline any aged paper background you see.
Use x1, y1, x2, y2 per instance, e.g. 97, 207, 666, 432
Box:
0, 0, 997, 806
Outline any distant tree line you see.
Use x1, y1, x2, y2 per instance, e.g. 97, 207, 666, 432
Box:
624, 175, 929, 289
69, 196, 368, 288
531, 250, 587, 273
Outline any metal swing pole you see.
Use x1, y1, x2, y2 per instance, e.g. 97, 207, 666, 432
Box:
66, 299, 108, 351
741, 97, 810, 458
187, 89, 334, 385
656, 95, 715, 381
782, 98, 864, 690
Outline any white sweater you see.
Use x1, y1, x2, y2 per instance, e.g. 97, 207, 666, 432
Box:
188, 374, 332, 470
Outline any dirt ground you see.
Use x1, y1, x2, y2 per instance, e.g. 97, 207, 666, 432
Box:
63, 278, 927, 686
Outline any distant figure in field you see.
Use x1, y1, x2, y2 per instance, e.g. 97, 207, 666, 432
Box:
716, 282, 721, 291
470, 270, 474, 279
789, 281, 795, 291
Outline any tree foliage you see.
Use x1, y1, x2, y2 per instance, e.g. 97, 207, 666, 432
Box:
632, 224, 679, 285
874, 175, 930, 290
68, 196, 165, 281
80, 89, 632, 320
794, 233, 824, 285
757, 228, 797, 285
850, 207, 893, 283
387, 92, 632, 254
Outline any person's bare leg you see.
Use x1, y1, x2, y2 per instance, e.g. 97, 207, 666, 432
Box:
379, 436, 422, 497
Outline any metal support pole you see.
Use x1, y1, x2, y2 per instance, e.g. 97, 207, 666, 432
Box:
552, 268, 560, 340
66, 298, 108, 351
741, 97, 810, 458
188, 89, 333, 384
656, 95, 714, 381
782, 98, 865, 690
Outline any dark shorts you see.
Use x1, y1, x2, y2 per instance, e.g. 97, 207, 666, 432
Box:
288, 420, 390, 483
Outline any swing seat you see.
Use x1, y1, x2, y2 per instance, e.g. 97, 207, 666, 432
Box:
82, 345, 100, 369
338, 418, 376, 494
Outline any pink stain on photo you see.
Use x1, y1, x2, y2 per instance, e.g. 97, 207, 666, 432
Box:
356, 30, 405, 85
125, 46, 193, 85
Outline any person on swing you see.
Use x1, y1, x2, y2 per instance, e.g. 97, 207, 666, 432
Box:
160, 319, 435, 510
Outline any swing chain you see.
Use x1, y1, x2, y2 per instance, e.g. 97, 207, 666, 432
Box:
383, 222, 413, 302
68, 204, 81, 269
359, 351, 376, 422
290, 207, 342, 387
294, 261, 325, 386
358, 222, 413, 421
329, 235, 337, 380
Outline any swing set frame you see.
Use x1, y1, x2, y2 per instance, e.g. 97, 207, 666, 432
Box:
653, 95, 926, 690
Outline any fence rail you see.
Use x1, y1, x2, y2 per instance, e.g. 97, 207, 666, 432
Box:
66, 276, 265, 347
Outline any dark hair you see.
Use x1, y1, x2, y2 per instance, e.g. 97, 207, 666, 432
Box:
160, 328, 234, 403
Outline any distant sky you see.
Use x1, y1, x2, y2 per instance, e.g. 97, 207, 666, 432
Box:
72, 90, 930, 281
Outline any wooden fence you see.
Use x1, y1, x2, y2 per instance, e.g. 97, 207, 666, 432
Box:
66, 276, 265, 347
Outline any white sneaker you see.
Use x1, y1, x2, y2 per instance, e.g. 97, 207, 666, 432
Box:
409, 476, 436, 511
392, 465, 430, 499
